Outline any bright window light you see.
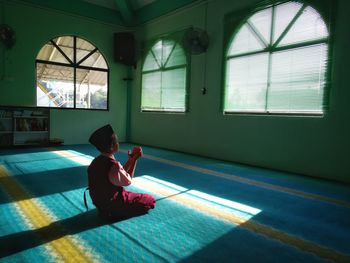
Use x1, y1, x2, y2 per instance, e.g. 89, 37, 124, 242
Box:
141, 39, 188, 112
36, 36, 109, 110
224, 1, 329, 115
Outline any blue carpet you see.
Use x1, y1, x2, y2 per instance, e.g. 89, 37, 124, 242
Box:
0, 144, 349, 262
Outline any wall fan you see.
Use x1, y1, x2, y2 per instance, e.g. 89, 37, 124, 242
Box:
0, 24, 15, 49
182, 27, 209, 55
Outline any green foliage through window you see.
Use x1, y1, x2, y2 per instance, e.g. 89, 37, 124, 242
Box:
36, 36, 109, 110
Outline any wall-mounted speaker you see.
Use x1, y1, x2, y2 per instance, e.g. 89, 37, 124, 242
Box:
114, 32, 136, 68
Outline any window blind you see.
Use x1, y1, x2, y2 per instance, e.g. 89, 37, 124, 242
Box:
224, 1, 329, 115
141, 39, 187, 112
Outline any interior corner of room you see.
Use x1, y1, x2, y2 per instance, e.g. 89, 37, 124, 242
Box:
0, 0, 349, 184
0, 1, 350, 263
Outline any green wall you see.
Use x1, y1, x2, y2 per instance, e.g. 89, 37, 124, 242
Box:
1, 0, 349, 183
0, 0, 129, 143
130, 0, 350, 183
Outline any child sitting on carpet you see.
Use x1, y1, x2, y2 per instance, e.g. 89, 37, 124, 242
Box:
87, 124, 155, 220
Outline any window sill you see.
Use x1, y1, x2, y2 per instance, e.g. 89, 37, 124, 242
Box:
141, 109, 187, 114
223, 111, 324, 118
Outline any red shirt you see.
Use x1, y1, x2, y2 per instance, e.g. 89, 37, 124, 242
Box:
87, 154, 132, 209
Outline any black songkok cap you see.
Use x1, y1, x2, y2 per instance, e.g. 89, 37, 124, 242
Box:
89, 124, 115, 152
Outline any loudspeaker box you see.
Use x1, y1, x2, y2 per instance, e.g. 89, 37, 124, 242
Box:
114, 32, 136, 67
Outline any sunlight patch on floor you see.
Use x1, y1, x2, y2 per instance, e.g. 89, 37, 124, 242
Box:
51, 150, 261, 224
133, 175, 261, 224
51, 150, 93, 166
2, 149, 348, 263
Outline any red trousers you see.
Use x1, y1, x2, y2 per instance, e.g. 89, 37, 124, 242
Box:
99, 189, 155, 219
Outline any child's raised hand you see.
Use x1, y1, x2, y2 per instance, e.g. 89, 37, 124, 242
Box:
128, 146, 143, 160
132, 146, 143, 158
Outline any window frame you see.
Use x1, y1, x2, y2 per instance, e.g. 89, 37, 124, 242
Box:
35, 35, 110, 111
140, 37, 190, 114
221, 0, 335, 117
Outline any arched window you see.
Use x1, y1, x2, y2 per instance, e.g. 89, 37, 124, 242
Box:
141, 39, 188, 112
36, 36, 109, 109
224, 1, 329, 115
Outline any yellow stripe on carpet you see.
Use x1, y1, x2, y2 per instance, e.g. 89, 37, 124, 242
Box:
52, 148, 350, 209
0, 165, 98, 262
51, 150, 350, 263
135, 152, 350, 209
132, 176, 350, 263
52, 150, 92, 166
132, 177, 251, 225
242, 220, 350, 263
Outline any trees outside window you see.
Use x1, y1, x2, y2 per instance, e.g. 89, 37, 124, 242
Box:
36, 36, 109, 110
